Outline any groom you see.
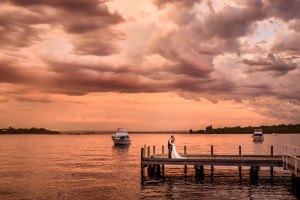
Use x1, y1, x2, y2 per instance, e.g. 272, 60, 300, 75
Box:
168, 135, 174, 158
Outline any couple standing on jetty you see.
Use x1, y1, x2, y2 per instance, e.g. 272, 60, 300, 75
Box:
168, 135, 186, 159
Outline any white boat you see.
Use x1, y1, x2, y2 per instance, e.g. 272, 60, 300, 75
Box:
112, 128, 131, 145
252, 129, 264, 141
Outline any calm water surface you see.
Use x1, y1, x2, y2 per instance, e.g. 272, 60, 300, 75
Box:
0, 134, 299, 199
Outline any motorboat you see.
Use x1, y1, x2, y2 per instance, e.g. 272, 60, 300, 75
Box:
112, 128, 131, 145
252, 129, 264, 141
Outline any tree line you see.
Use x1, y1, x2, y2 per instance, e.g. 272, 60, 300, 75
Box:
189, 124, 300, 134
0, 127, 60, 134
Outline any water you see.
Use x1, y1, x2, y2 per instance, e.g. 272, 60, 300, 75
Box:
0, 134, 299, 199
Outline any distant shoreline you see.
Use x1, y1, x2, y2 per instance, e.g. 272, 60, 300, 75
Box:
1, 124, 300, 135
1, 132, 300, 135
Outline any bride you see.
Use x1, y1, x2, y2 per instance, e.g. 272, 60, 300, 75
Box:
171, 138, 186, 159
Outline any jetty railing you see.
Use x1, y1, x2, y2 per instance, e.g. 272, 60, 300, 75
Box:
283, 144, 300, 177
142, 144, 276, 159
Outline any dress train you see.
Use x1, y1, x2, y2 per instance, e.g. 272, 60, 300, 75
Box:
171, 146, 186, 159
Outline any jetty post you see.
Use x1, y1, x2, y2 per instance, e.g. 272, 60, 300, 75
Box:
239, 146, 242, 177
250, 166, 259, 177
195, 165, 204, 178
144, 146, 154, 176
271, 145, 274, 176
147, 146, 150, 157
195, 147, 204, 178
211, 145, 214, 176
155, 164, 160, 176
162, 145, 164, 174
184, 146, 187, 174
250, 145, 259, 178
146, 145, 155, 176
144, 144, 146, 157
152, 145, 160, 176
141, 147, 144, 175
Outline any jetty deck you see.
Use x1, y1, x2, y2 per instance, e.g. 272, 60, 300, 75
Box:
143, 154, 282, 167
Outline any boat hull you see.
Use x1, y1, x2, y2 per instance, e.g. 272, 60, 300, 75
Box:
112, 138, 131, 145
252, 136, 264, 141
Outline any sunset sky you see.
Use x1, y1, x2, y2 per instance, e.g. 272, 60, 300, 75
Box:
0, 0, 299, 131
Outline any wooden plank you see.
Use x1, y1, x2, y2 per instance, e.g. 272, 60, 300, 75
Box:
142, 158, 282, 167
143, 154, 283, 168
142, 161, 282, 167
202, 155, 279, 160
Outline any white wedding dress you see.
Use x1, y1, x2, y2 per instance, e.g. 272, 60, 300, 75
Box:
171, 145, 186, 159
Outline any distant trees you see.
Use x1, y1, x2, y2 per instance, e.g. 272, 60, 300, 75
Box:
190, 124, 300, 134
206, 125, 213, 133
0, 127, 60, 134
189, 129, 205, 134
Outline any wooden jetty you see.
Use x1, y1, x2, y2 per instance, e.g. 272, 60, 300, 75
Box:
141, 145, 300, 181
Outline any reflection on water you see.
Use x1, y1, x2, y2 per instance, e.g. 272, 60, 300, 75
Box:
141, 168, 299, 200
0, 134, 299, 199
253, 140, 264, 144
112, 144, 130, 151
112, 145, 130, 160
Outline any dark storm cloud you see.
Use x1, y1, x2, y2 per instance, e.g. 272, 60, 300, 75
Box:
0, 11, 45, 47
45, 59, 222, 94
44, 59, 132, 74
266, 0, 300, 21
0, 61, 31, 84
148, 0, 270, 70
6, 0, 113, 16
201, 0, 265, 40
152, 0, 299, 43
171, 77, 235, 94
0, 59, 153, 95
240, 83, 275, 97
153, 0, 300, 22
152, 0, 265, 42
243, 54, 297, 76
168, 58, 213, 78
0, 55, 235, 96
1, 0, 124, 56
72, 30, 125, 56
51, 75, 150, 94
145, 0, 300, 113
146, 0, 267, 96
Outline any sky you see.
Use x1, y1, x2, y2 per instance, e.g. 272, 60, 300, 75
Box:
0, 0, 300, 131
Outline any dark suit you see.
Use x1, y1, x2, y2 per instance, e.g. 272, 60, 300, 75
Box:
168, 138, 172, 158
